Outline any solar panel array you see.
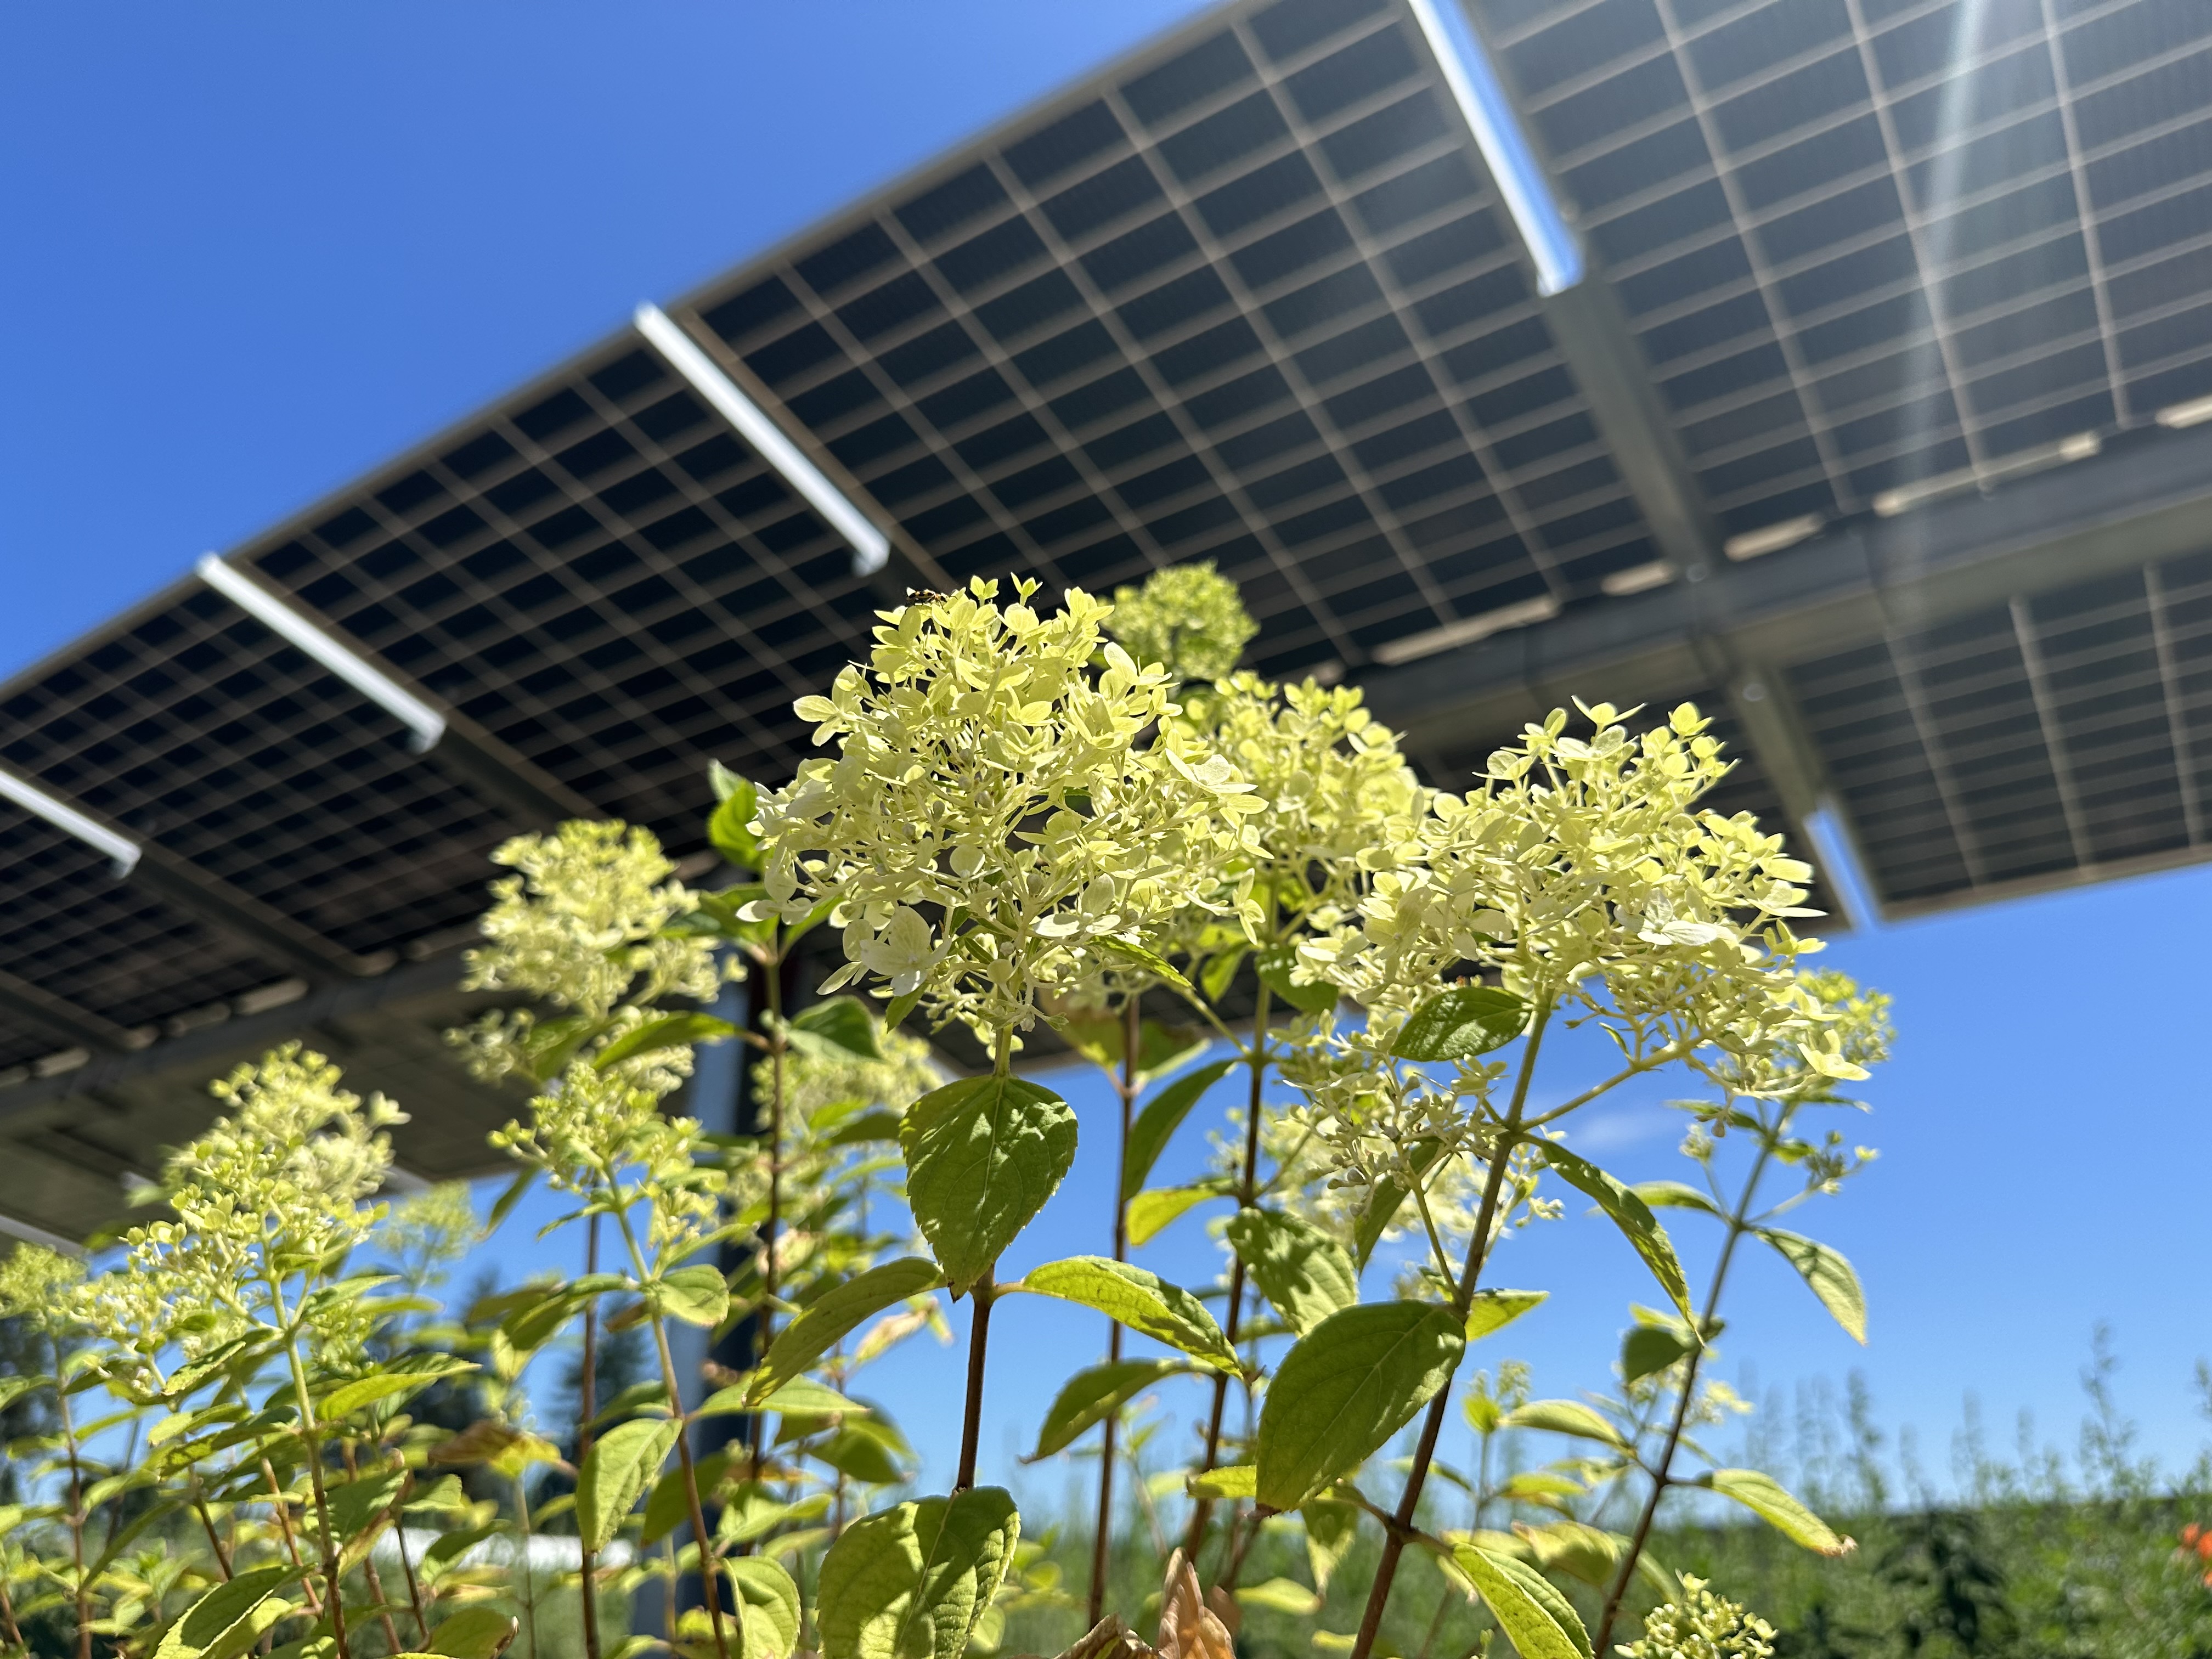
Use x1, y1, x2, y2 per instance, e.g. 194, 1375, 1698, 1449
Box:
1, 0, 2209, 1118
1476, 0, 2212, 538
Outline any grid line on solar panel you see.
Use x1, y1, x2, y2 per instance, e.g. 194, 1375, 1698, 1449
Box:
0, 585, 513, 956
0, 811, 287, 1032
1477, 0, 2212, 534
1787, 544, 2212, 902
674, 0, 1672, 669
246, 346, 882, 837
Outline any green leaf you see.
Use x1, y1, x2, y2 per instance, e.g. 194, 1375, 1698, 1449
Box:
1635, 1180, 1725, 1217
1095, 938, 1193, 995
595, 1013, 740, 1071
485, 1169, 537, 1234
325, 1466, 408, 1554
642, 1449, 731, 1547
1502, 1400, 1627, 1448
1199, 947, 1246, 1005
1449, 1545, 1592, 1659
1011, 1257, 1235, 1369
1121, 1059, 1235, 1199
648, 1263, 731, 1329
901, 1076, 1077, 1295
1353, 1138, 1443, 1271
1756, 1228, 1867, 1344
811, 1427, 908, 1487
752, 1259, 945, 1402
1540, 1143, 1692, 1318
1464, 1289, 1547, 1341
1251, 944, 1337, 1014
726, 1557, 802, 1659
153, 1566, 300, 1659
1187, 1464, 1255, 1501
1255, 1302, 1465, 1511
882, 990, 922, 1035
1701, 1469, 1852, 1556
577, 1417, 682, 1553
1621, 1324, 1694, 1385
1223, 1209, 1357, 1337
764, 1378, 871, 1419
1301, 1499, 1359, 1594
708, 774, 761, 870
1391, 985, 1528, 1062
320, 1356, 478, 1420
1236, 1578, 1322, 1616
1125, 1178, 1232, 1246
815, 1487, 1021, 1659
1027, 1359, 1194, 1460
789, 997, 883, 1063
424, 1608, 520, 1659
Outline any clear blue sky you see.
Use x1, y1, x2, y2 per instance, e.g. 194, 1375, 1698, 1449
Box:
7, 2, 2208, 1504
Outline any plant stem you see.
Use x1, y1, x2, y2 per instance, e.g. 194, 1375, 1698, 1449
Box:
1183, 982, 1271, 1565
0, 1549, 24, 1650
1350, 1002, 1552, 1659
390, 1467, 430, 1645
953, 1273, 996, 1494
273, 1283, 353, 1659
50, 1345, 91, 1659
511, 1474, 540, 1659
1088, 995, 1142, 1627
193, 1486, 235, 1579
259, 1458, 323, 1615
577, 1215, 603, 1659
1592, 1124, 1777, 1654
610, 1203, 733, 1659
343, 1442, 405, 1657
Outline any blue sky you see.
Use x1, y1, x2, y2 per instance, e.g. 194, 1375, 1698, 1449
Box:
7, 3, 2209, 1503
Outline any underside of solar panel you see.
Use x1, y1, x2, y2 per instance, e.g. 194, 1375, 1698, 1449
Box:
4, 0, 2209, 1240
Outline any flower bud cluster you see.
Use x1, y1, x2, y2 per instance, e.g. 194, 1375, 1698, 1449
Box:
755, 577, 1265, 1040
1617, 1575, 1776, 1659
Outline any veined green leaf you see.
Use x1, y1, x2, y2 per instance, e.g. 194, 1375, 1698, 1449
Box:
1255, 1302, 1464, 1511
1011, 1257, 1235, 1369
1126, 1178, 1232, 1246
1621, 1323, 1694, 1384
153, 1566, 300, 1659
1449, 1545, 1592, 1659
901, 1076, 1077, 1295
595, 1013, 740, 1071
1701, 1469, 1852, 1556
1223, 1209, 1358, 1337
1095, 938, 1193, 995
751, 1259, 945, 1403
1235, 1578, 1321, 1616
1541, 1144, 1692, 1318
577, 1417, 681, 1553
1252, 944, 1337, 1014
764, 1378, 871, 1419
1756, 1228, 1867, 1344
789, 997, 883, 1063
321, 1356, 478, 1420
1502, 1400, 1628, 1449
1301, 1499, 1360, 1594
647, 1263, 730, 1329
1635, 1180, 1725, 1218
1390, 985, 1528, 1062
1027, 1359, 1195, 1460
811, 1427, 909, 1487
708, 774, 761, 871
1199, 947, 1246, 1005
422, 1607, 519, 1659
642, 1449, 731, 1547
1121, 1059, 1235, 1199
726, 1557, 802, 1659
1464, 1288, 1547, 1341
1187, 1465, 1255, 1501
815, 1487, 1021, 1659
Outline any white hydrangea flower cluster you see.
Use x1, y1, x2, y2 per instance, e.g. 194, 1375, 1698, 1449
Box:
1617, 1576, 1776, 1659
754, 577, 1265, 1042
453, 820, 719, 1088
1106, 559, 1258, 687
1287, 702, 1857, 1192
66, 1046, 405, 1384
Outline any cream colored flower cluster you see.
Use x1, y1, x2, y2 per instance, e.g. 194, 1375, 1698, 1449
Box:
1106, 558, 1258, 686
454, 821, 719, 1088
755, 577, 1263, 1041
1617, 1575, 1776, 1659
1288, 703, 1853, 1189
66, 1046, 404, 1382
